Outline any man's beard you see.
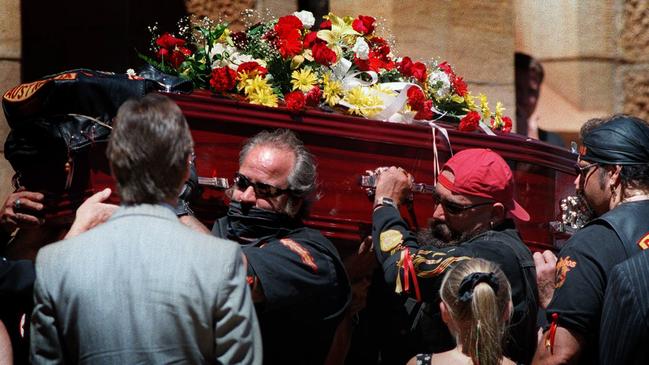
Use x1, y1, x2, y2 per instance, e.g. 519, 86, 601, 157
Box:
416, 219, 475, 248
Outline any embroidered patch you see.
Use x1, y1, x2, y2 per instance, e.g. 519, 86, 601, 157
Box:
280, 238, 318, 273
554, 256, 577, 289
638, 232, 649, 250
380, 229, 404, 253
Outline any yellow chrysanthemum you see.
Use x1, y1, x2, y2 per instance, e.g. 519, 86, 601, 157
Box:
291, 68, 318, 92
464, 92, 477, 111
322, 73, 343, 106
242, 75, 272, 96
479, 93, 491, 119
343, 86, 383, 117
372, 84, 397, 97
248, 88, 278, 107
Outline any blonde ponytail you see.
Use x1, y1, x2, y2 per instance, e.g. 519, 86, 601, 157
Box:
440, 259, 512, 365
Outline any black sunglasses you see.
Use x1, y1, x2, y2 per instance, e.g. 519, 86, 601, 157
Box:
574, 162, 599, 178
233, 173, 292, 198
433, 190, 494, 215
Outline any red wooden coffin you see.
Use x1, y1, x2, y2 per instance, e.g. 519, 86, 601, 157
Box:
150, 90, 577, 255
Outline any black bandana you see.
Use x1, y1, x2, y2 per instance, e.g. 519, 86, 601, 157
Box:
582, 116, 649, 165
225, 201, 300, 244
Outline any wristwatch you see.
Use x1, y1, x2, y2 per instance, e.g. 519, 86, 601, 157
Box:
374, 196, 398, 210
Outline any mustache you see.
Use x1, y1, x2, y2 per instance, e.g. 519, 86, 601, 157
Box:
416, 220, 473, 248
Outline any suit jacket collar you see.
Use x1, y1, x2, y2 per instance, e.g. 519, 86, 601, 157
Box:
109, 204, 178, 223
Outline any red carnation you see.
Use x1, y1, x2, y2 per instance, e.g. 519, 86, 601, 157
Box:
209, 67, 238, 93
502, 116, 513, 133
319, 19, 332, 29
407, 87, 426, 111
156, 33, 186, 49
414, 100, 434, 120
438, 61, 455, 76
411, 62, 428, 83
275, 15, 303, 33
236, 61, 268, 77
459, 111, 481, 132
452, 76, 468, 97
303, 31, 320, 48
274, 15, 304, 58
352, 15, 376, 35
312, 43, 337, 66
305, 86, 322, 106
155, 33, 192, 69
398, 57, 414, 76
285, 91, 306, 111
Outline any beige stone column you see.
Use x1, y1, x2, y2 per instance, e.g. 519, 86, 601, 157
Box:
0, 0, 20, 199
617, 0, 649, 120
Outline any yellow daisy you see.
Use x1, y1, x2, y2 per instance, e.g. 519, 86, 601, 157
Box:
291, 68, 318, 92
322, 73, 343, 106
343, 86, 383, 117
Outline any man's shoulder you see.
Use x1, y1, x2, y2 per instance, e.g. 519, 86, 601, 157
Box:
560, 221, 621, 255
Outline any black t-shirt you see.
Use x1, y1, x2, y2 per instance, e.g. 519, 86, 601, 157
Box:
546, 222, 626, 364
371, 205, 538, 364
213, 218, 351, 365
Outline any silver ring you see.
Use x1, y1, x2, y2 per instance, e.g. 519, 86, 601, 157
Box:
14, 198, 21, 210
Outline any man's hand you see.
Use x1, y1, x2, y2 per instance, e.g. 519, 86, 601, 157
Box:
373, 166, 413, 208
0, 189, 45, 233
534, 250, 557, 309
65, 188, 118, 239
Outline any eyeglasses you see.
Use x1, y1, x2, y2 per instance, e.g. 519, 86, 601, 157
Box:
433, 191, 494, 215
233, 172, 292, 198
574, 162, 599, 178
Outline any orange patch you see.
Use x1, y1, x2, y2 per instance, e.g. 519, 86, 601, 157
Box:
554, 256, 577, 289
638, 232, 649, 250
3, 72, 78, 103
280, 238, 318, 273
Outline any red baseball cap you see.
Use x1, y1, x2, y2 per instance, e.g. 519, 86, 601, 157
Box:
437, 148, 530, 222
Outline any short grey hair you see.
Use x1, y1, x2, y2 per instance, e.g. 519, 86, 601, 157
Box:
240, 129, 317, 216
107, 94, 193, 205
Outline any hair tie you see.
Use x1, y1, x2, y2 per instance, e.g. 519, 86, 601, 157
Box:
458, 272, 500, 303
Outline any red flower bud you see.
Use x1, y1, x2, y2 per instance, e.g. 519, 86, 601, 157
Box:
285, 91, 306, 111
312, 43, 337, 66
210, 67, 238, 93
352, 15, 376, 35
459, 111, 481, 132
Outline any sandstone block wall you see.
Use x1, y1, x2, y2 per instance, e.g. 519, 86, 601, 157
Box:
0, 0, 21, 199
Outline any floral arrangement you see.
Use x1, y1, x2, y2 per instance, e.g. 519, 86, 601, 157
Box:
140, 11, 512, 133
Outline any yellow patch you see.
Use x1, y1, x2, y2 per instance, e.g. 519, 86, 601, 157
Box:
554, 256, 577, 289
380, 229, 403, 253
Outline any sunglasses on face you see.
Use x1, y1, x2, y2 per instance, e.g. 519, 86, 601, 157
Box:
233, 173, 292, 198
432, 190, 494, 215
574, 162, 600, 178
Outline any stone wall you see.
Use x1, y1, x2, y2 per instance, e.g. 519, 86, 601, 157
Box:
618, 0, 649, 120
0, 0, 21, 199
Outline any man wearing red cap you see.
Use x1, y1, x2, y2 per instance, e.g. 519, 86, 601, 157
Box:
532, 114, 649, 365
370, 148, 538, 364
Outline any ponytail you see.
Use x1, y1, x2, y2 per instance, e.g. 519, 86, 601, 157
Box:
440, 259, 512, 365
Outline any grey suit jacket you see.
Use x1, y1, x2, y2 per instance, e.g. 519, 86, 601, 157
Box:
30, 204, 262, 364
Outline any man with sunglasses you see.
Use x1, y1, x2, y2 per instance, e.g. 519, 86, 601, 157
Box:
184, 129, 351, 365
532, 115, 649, 365
370, 148, 538, 364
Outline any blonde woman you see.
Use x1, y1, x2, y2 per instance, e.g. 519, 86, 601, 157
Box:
408, 258, 515, 365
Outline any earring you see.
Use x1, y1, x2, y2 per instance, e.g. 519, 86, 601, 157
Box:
489, 221, 494, 229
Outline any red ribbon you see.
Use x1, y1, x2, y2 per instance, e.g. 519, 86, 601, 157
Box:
546, 312, 559, 355
401, 248, 422, 302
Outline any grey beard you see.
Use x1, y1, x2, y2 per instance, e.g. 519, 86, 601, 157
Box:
416, 219, 479, 248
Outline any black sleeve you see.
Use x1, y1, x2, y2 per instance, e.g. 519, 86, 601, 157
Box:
371, 205, 472, 302
546, 223, 627, 338
0, 258, 35, 307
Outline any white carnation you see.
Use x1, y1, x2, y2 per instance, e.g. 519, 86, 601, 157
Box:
352, 37, 370, 60
293, 10, 315, 29
428, 70, 451, 98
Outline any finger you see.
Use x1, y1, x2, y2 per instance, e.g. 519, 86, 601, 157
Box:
85, 188, 112, 204
542, 250, 557, 265
13, 198, 44, 211
15, 191, 45, 202
533, 252, 544, 267
15, 213, 43, 226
